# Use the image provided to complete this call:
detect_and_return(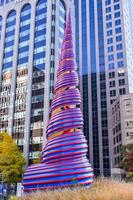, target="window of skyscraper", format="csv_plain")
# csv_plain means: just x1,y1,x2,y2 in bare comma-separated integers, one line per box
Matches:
119,79,125,86
118,71,125,77
18,4,31,67
109,63,115,70
114,11,120,18
106,7,111,13
116,43,123,50
115,19,121,26
117,52,123,59
117,61,124,68
3,10,16,70
33,0,47,70
106,22,112,28
106,14,112,21
107,30,113,36
115,27,121,34
107,37,113,44
108,54,114,61
110,90,116,97
116,35,122,41
105,0,111,6
114,4,120,10
109,71,115,78
108,46,113,52
110,81,116,87
119,88,126,95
